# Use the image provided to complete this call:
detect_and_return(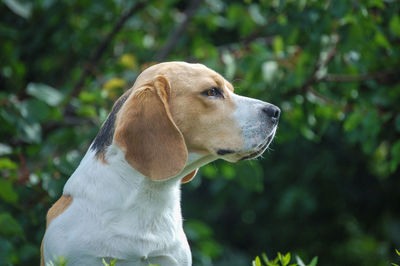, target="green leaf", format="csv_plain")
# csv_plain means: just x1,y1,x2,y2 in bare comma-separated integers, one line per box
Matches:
277,252,282,262
390,15,400,37
282,253,291,266
53,256,68,266
300,126,316,141
77,105,97,118
308,256,318,266
79,91,101,103
266,260,279,266
20,121,42,144
221,51,236,80
254,256,262,266
102,258,118,266
201,164,218,179
396,249,400,256
374,31,391,49
296,255,306,266
249,4,266,25
261,253,270,263
0,179,18,204
273,36,284,56
0,158,17,170
3,0,32,19
26,83,64,107
262,61,280,84
368,0,384,8
221,163,236,179
344,111,363,131
0,143,12,156
0,212,23,237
